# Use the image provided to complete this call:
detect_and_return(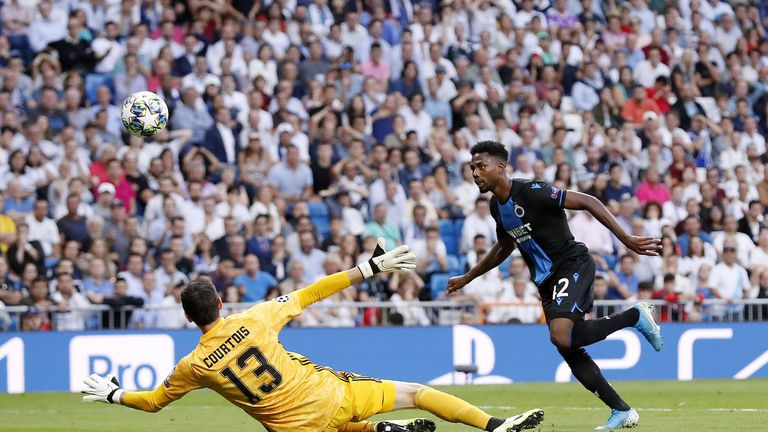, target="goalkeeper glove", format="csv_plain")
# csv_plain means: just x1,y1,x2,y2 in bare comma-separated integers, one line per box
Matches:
357,237,417,278
82,373,125,404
